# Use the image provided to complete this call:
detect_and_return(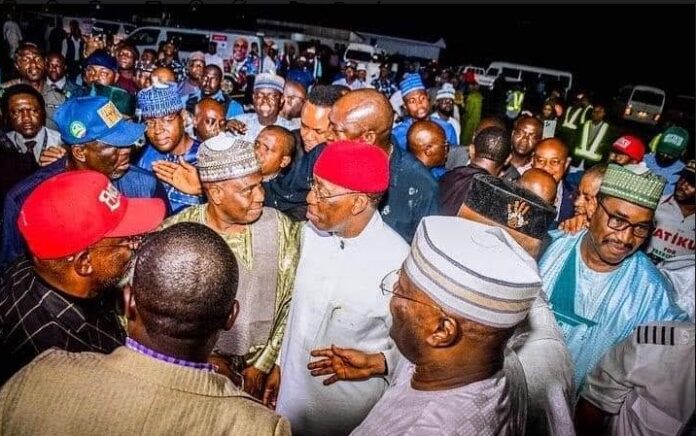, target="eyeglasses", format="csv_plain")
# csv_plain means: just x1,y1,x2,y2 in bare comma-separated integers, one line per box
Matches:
309,179,358,202
379,269,448,315
597,200,653,238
